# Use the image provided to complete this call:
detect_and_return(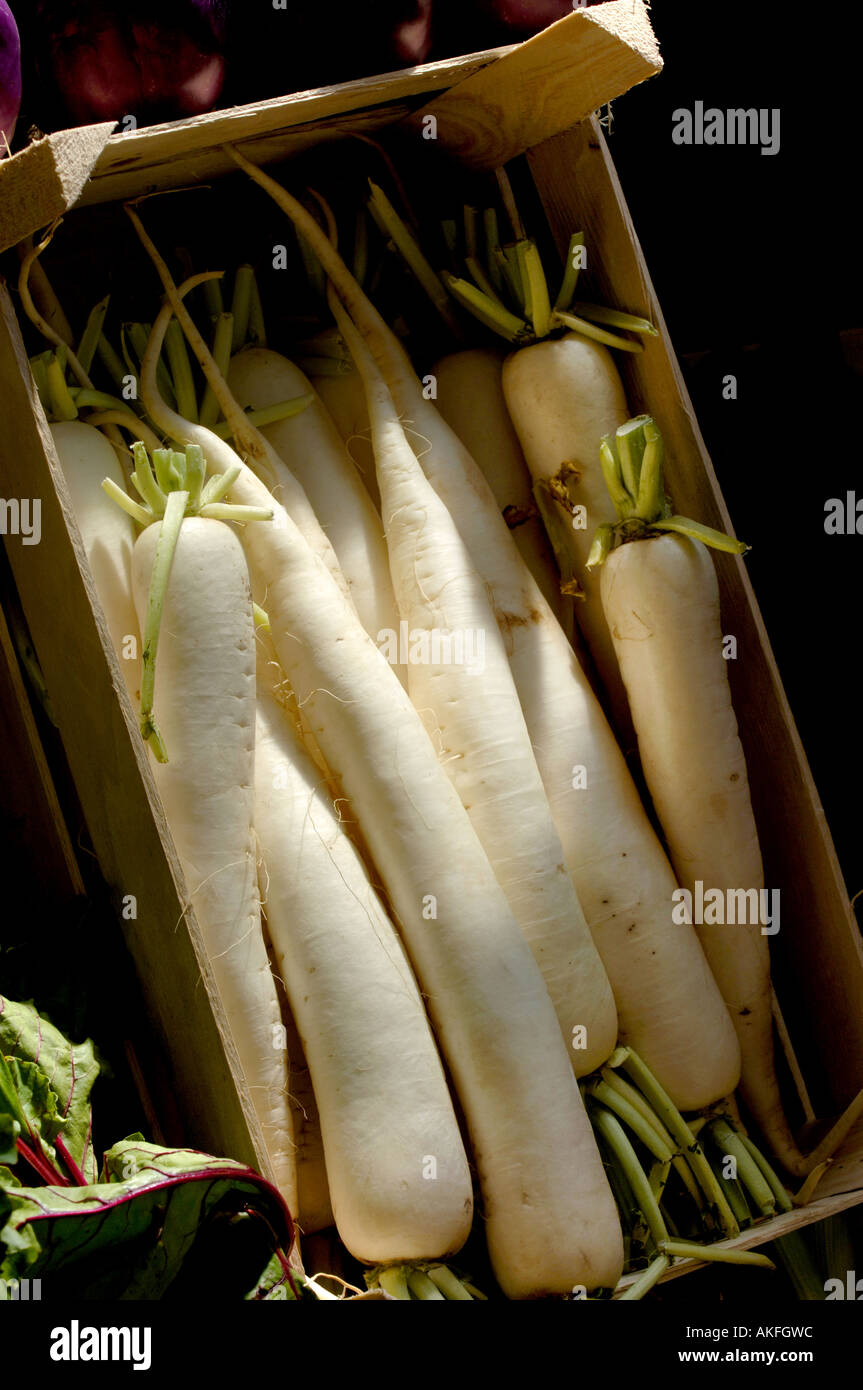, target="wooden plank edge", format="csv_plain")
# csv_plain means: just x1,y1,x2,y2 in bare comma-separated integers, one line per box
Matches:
614,1188,863,1292
0,600,85,895
74,47,515,196
0,124,116,255
411,0,661,170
